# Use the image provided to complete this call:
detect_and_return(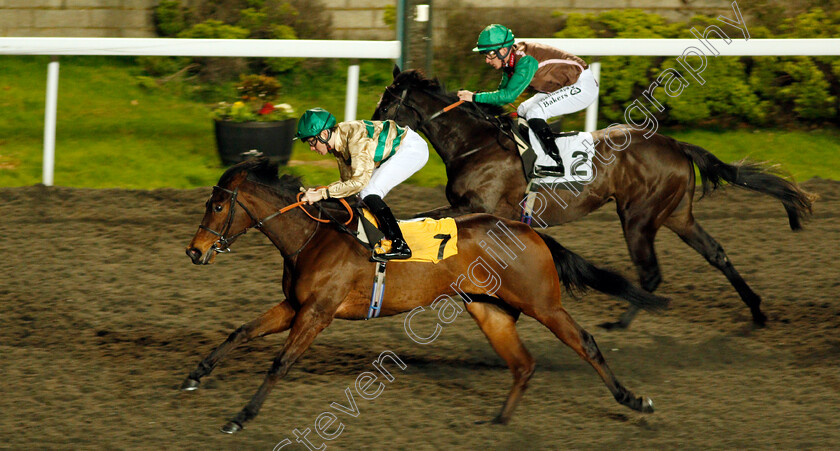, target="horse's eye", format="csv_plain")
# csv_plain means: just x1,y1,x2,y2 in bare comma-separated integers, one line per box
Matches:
214,204,223,212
